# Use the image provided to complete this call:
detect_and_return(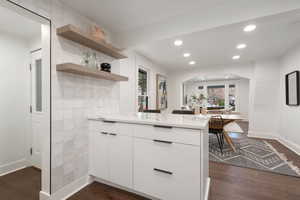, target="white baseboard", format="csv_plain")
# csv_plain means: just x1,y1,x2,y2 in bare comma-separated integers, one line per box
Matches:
204,177,211,200
40,191,51,200
50,175,92,200
0,159,27,176
248,130,279,139
277,136,300,156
